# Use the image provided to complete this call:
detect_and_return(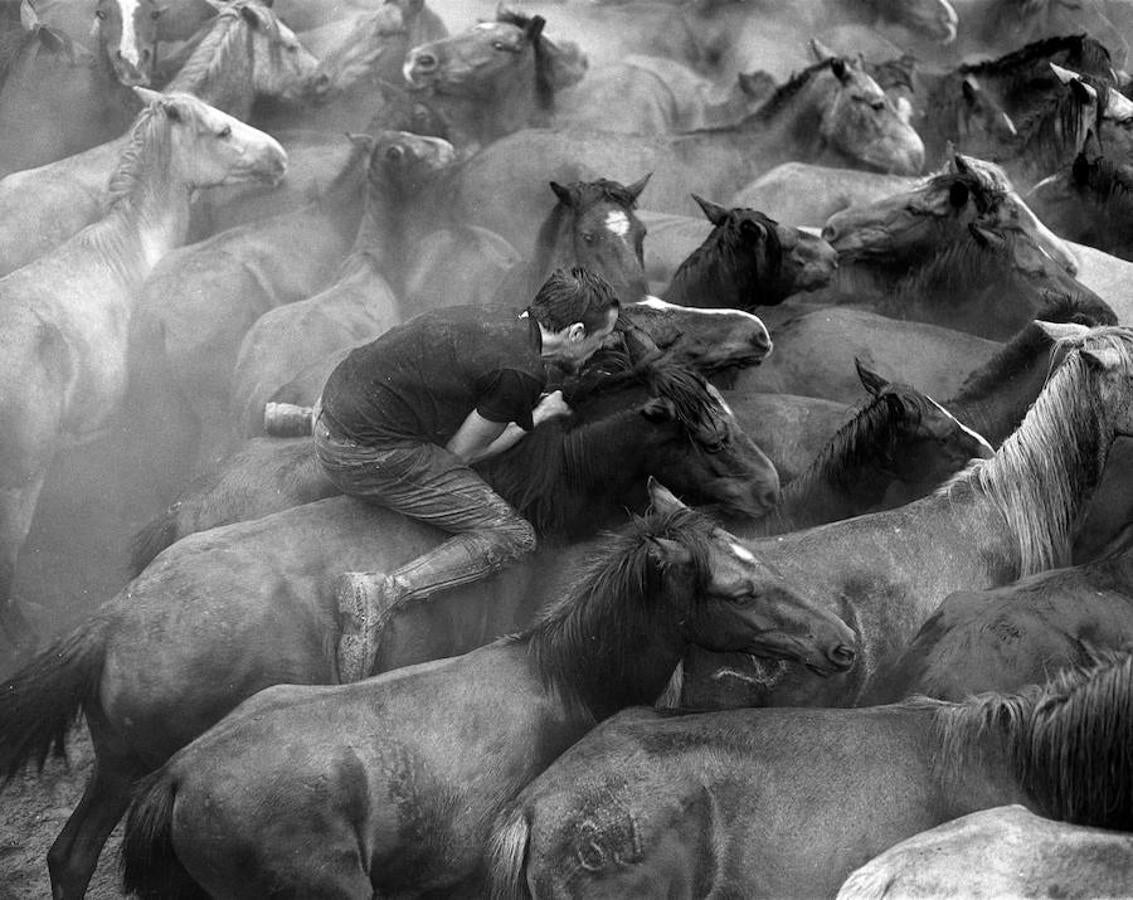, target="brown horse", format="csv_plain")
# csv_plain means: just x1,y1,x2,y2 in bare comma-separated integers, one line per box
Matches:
863,547,1133,705
117,482,855,898
490,648,1133,898
838,805,1133,899
0,89,284,655
0,357,781,899
661,195,838,309
403,9,588,152
687,326,1133,708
